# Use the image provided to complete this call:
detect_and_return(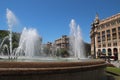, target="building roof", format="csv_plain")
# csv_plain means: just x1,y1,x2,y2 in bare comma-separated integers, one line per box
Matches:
99,13,120,24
